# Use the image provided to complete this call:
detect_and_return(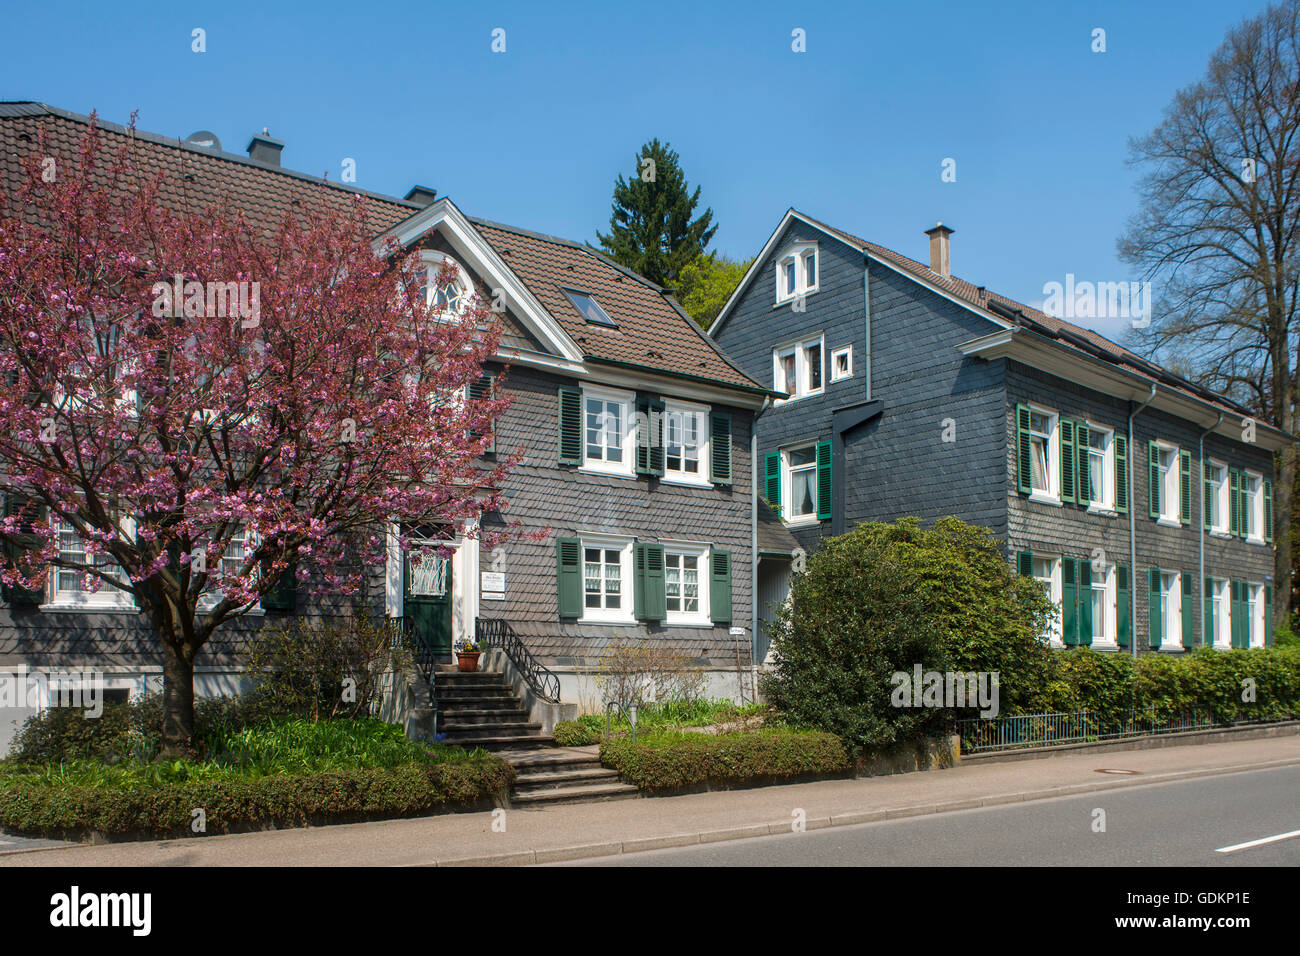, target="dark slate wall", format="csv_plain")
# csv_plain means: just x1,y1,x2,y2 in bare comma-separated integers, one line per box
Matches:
1005,361,1275,650
841,264,1008,536
485,364,755,668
